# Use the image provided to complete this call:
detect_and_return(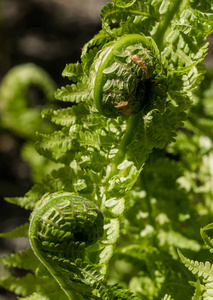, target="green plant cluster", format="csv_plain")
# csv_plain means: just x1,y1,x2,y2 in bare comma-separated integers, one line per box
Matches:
0,0,213,299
